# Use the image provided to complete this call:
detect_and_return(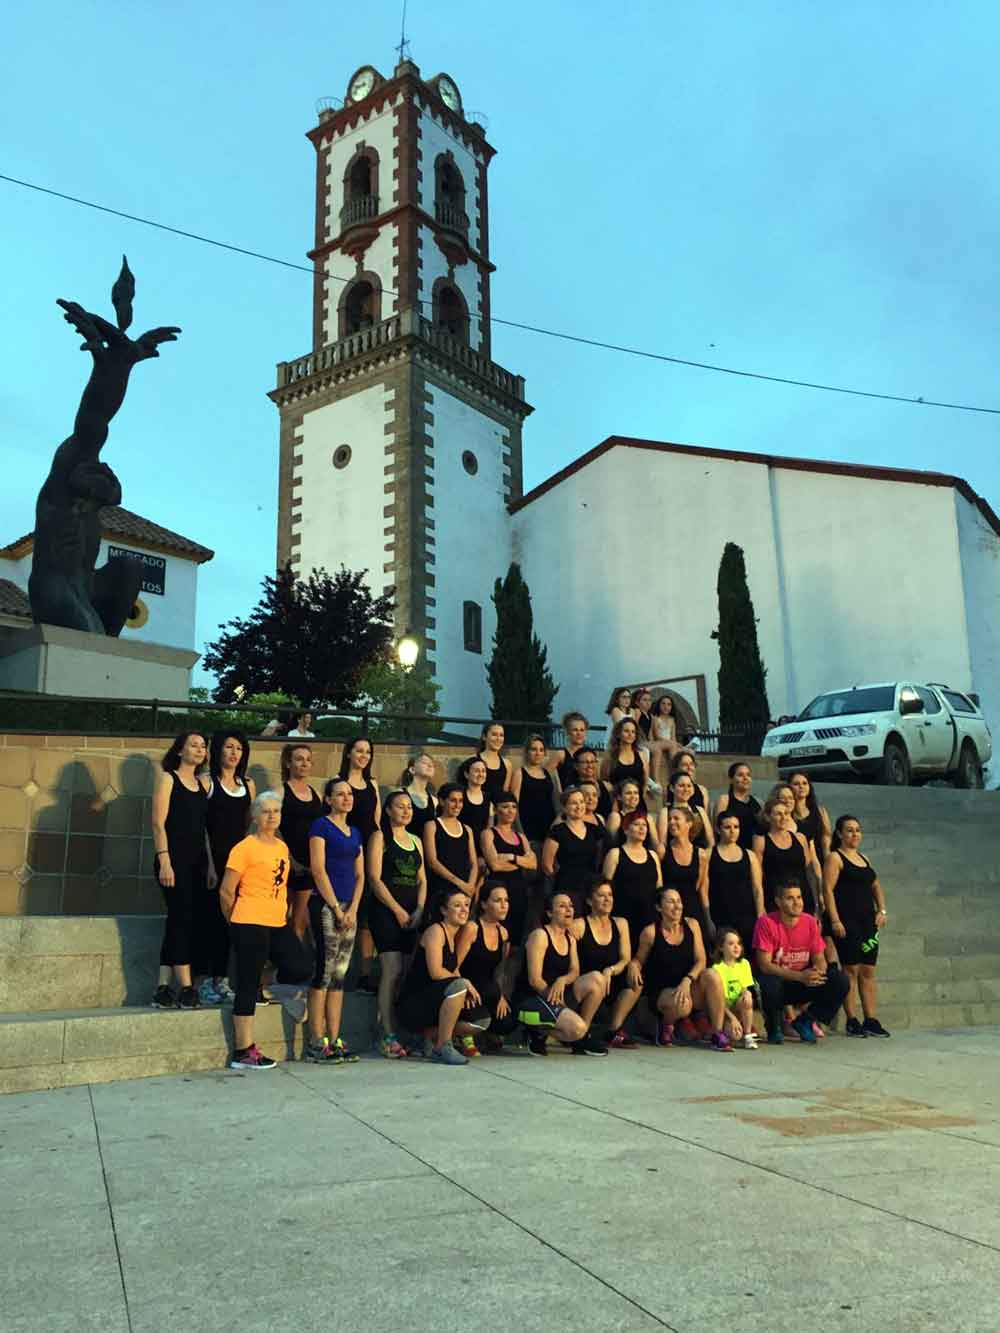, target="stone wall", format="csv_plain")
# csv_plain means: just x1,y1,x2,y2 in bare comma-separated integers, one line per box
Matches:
0,732,773,916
